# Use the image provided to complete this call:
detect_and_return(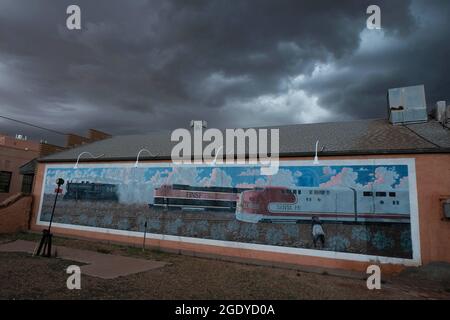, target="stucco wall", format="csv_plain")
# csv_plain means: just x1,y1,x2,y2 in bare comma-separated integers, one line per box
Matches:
0,195,32,233
29,153,450,271
414,154,450,263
